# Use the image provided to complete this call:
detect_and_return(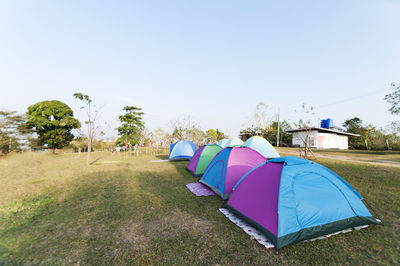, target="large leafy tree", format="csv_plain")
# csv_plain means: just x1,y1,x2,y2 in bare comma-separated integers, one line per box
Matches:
342,117,370,149
116,106,144,148
26,100,81,151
